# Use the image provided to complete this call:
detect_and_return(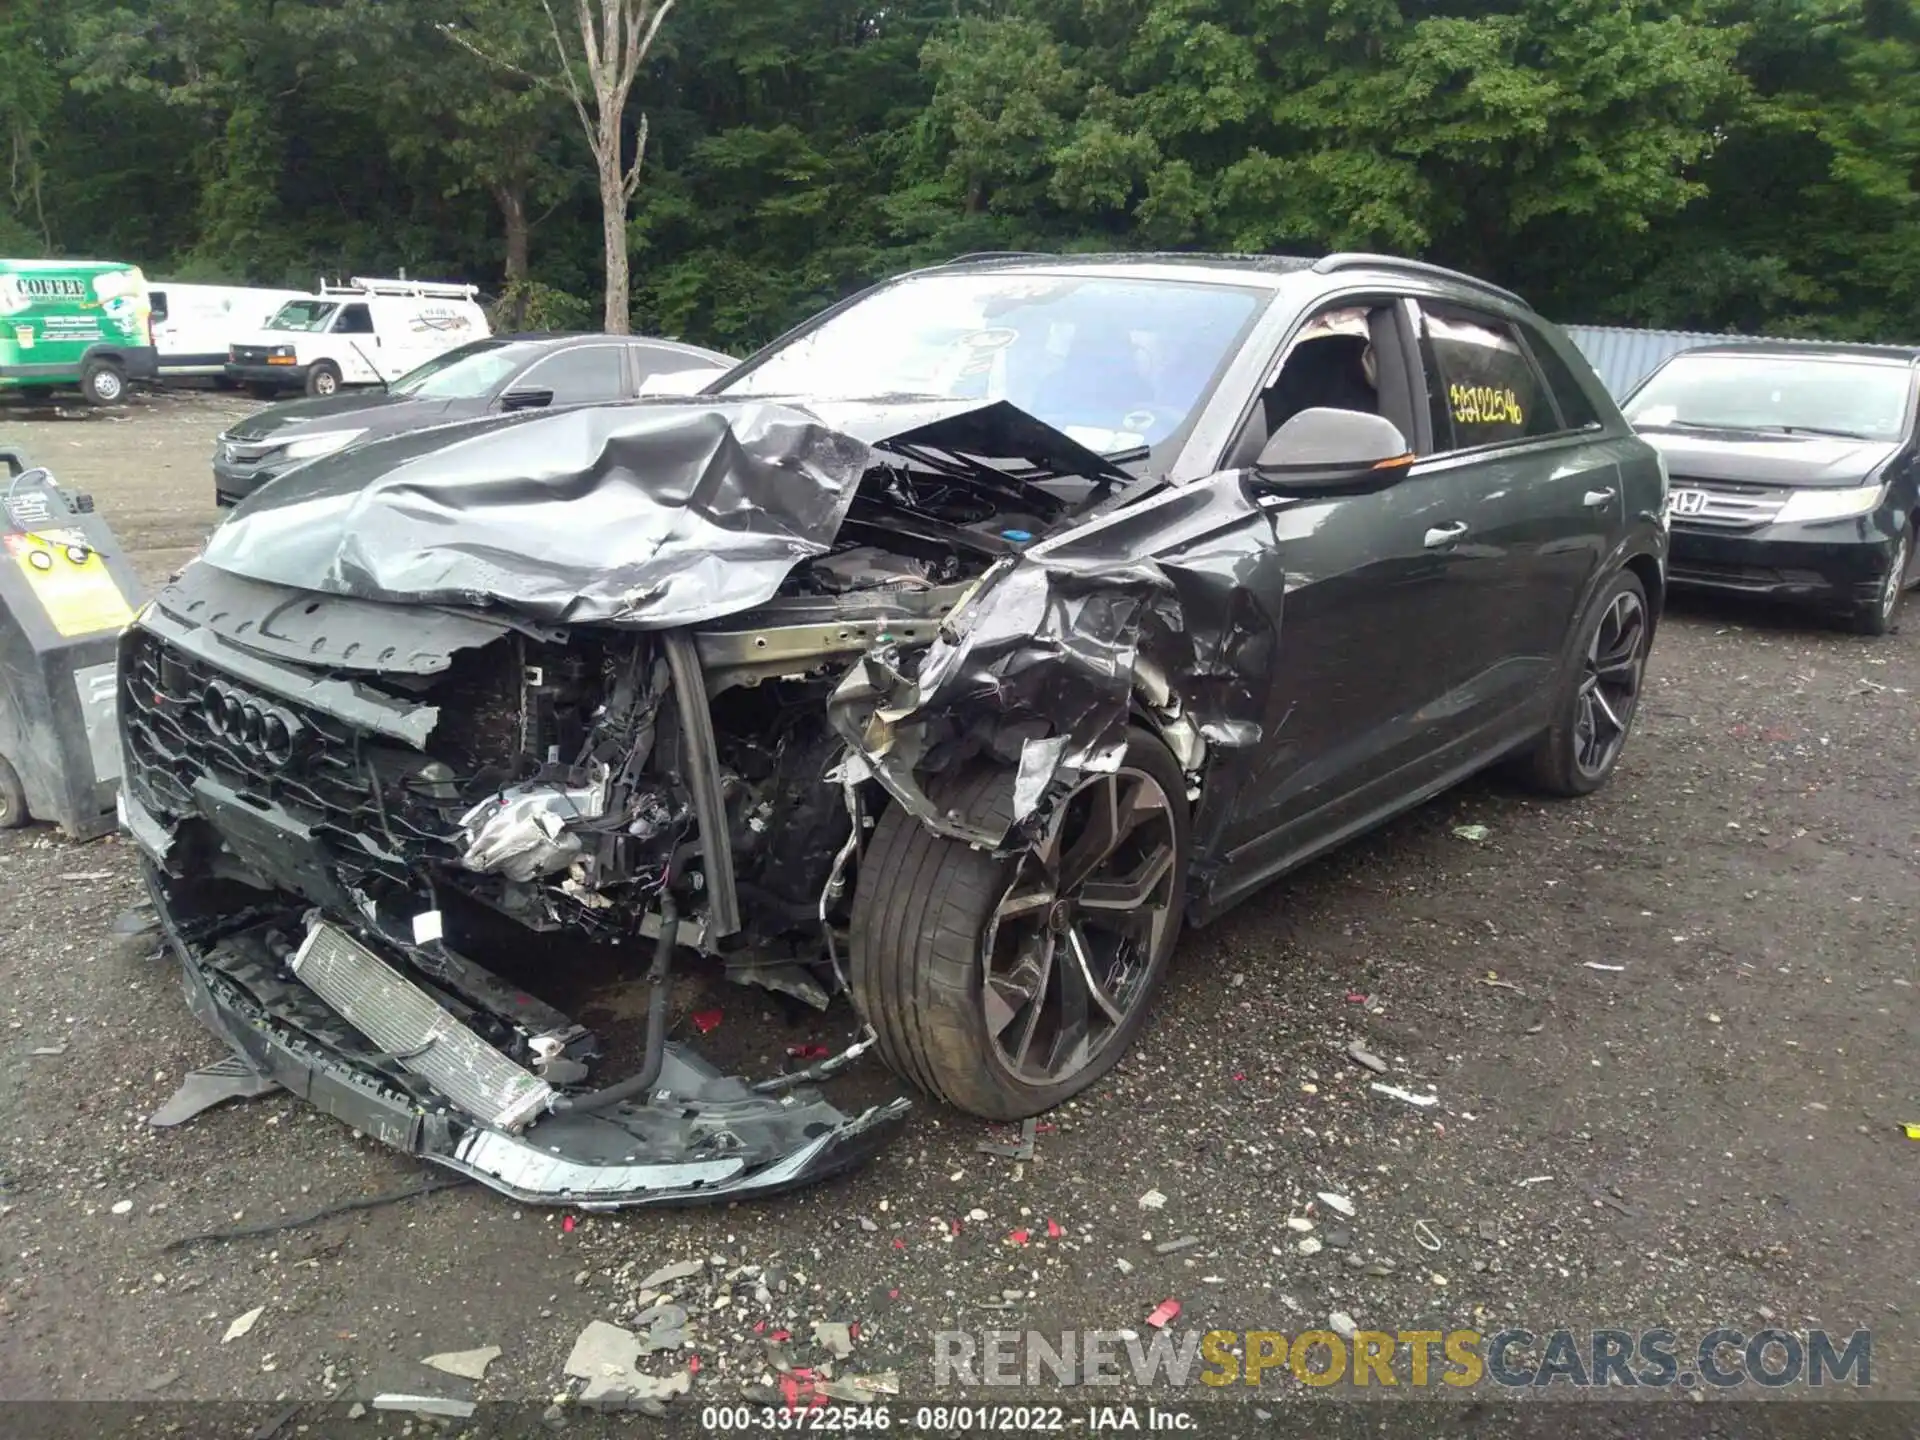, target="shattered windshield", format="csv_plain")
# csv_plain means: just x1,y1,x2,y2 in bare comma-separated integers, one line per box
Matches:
720,272,1267,456
266,300,339,333
1626,353,1913,441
